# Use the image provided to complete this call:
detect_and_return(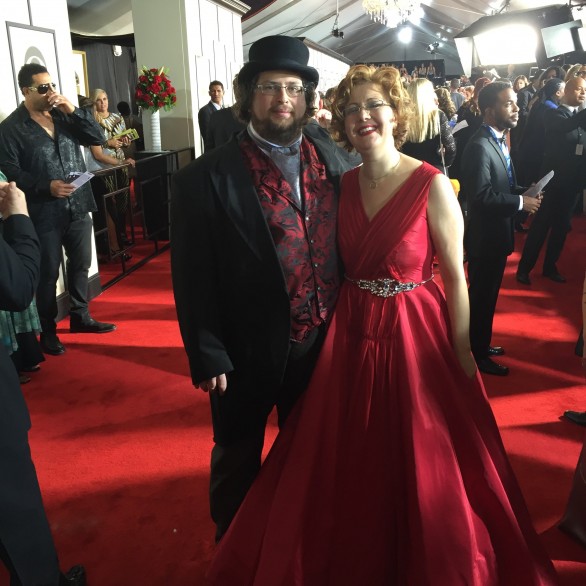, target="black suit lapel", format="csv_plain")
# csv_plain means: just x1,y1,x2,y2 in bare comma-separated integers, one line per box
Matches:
211,139,279,264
